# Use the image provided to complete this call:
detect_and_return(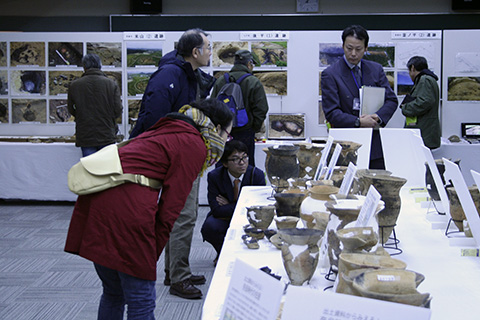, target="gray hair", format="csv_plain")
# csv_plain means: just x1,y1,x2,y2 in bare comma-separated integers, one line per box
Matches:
82,53,102,70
